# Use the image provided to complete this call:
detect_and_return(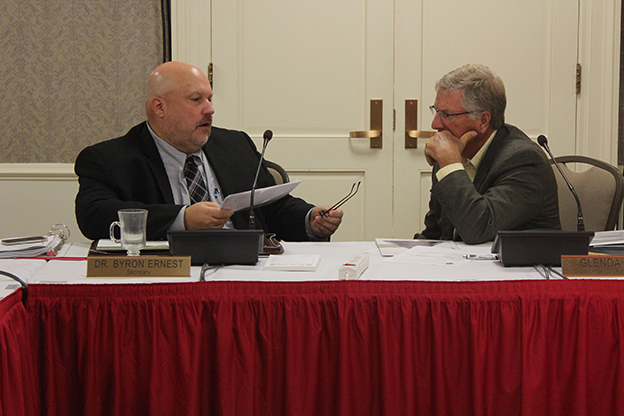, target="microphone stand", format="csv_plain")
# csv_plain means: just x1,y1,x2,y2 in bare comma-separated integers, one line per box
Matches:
249,130,273,229
538,135,585,231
